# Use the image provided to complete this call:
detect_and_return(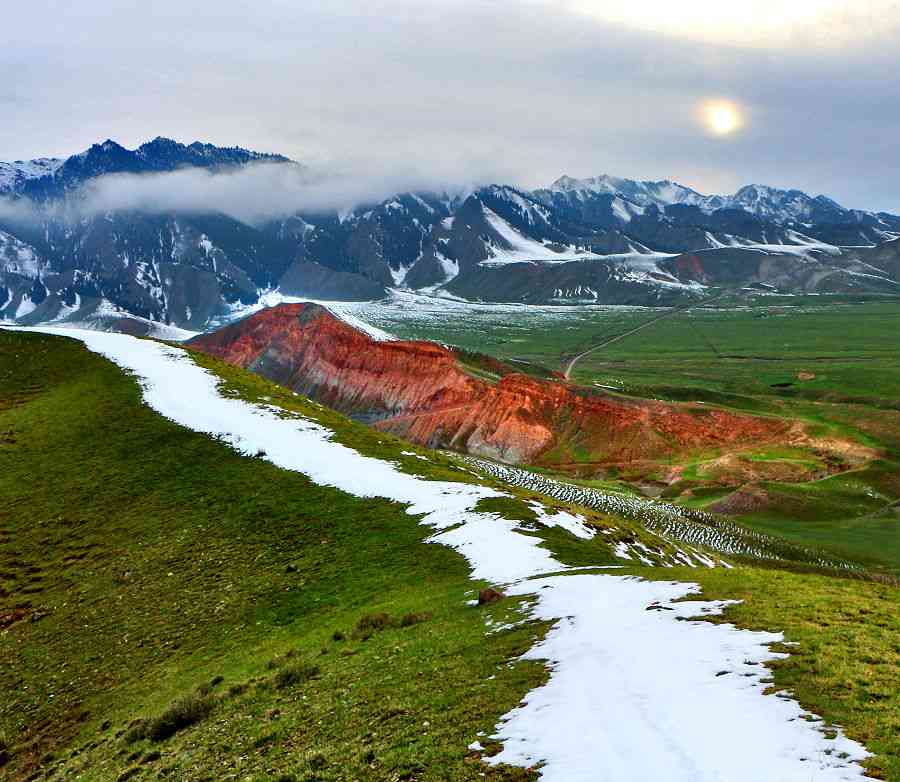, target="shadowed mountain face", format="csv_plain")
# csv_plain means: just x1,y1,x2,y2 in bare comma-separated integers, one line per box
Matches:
189,302,870,484
2,138,899,330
